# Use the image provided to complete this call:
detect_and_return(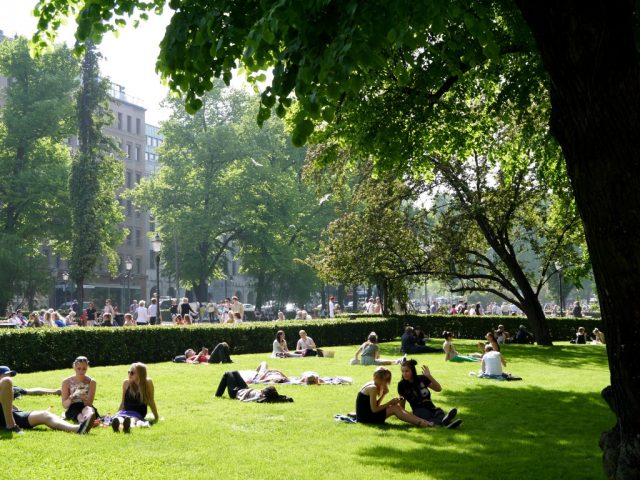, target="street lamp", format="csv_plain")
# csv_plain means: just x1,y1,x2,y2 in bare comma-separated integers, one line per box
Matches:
62,271,69,305
151,233,162,302
125,257,133,307
554,262,564,317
